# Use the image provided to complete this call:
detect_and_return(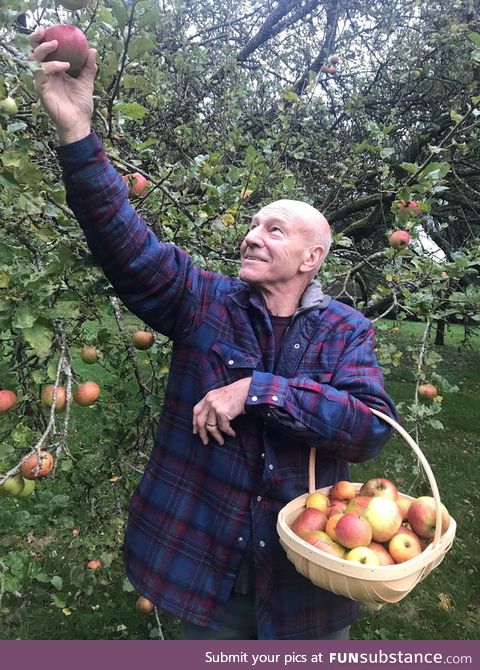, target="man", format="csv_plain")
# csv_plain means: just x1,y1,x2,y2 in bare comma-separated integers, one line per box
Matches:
31,33,397,640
